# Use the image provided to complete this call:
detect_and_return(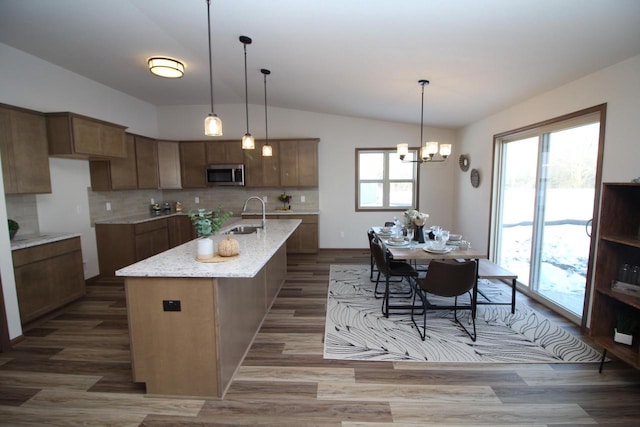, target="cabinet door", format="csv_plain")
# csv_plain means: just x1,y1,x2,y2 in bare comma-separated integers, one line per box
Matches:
72,116,102,155
158,141,182,189
135,135,159,189
108,134,138,190
244,140,280,187
279,140,298,187
279,140,318,187
281,215,318,254
100,122,127,158
0,105,51,194
135,228,170,261
168,215,195,247
180,142,207,188
206,141,244,164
